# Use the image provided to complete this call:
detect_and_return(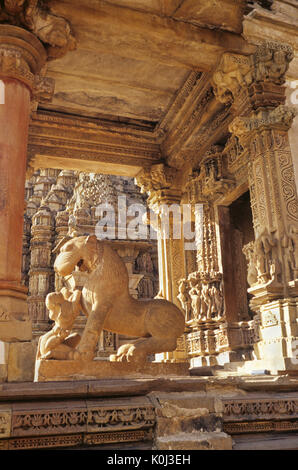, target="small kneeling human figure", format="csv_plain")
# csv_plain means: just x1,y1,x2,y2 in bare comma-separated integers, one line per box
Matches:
36,287,82,360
